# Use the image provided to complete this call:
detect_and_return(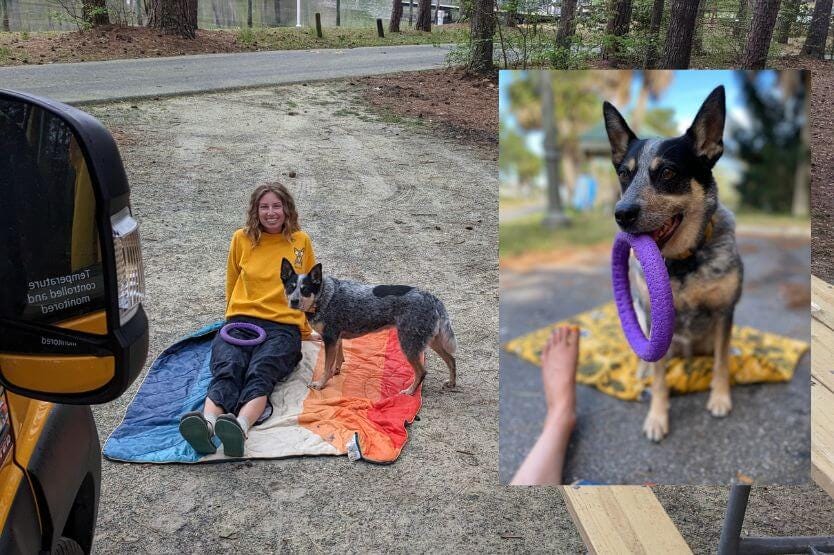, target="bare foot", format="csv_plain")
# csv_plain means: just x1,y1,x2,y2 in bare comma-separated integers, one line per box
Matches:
541,326,579,428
